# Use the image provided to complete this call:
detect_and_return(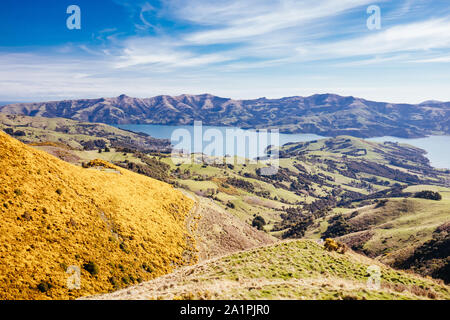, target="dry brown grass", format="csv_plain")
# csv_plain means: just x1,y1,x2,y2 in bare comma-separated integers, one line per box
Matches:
182,192,275,261
211,178,240,195
28,141,71,149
